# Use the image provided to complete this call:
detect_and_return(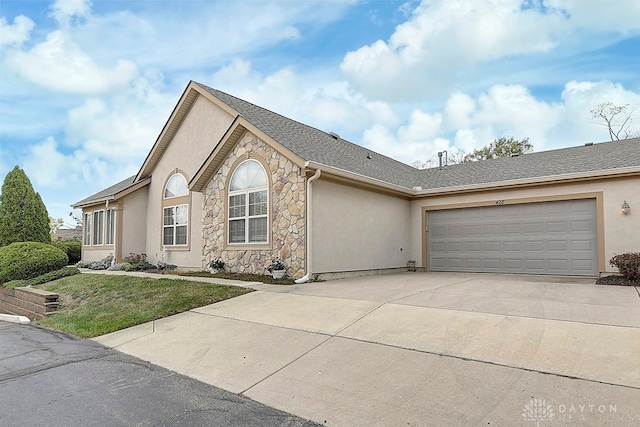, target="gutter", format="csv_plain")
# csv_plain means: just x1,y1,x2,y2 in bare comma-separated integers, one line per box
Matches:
303,161,414,196
414,165,640,197
303,162,640,198
72,196,115,209
294,166,322,284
